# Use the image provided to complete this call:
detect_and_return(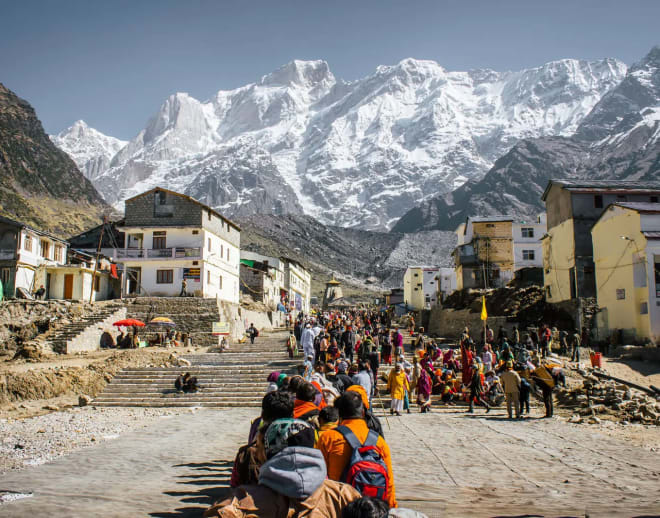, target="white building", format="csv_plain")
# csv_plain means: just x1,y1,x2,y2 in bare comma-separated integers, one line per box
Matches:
437,267,457,301
284,258,311,315
240,251,286,309
512,213,547,271
114,188,240,302
0,216,68,298
403,266,440,310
